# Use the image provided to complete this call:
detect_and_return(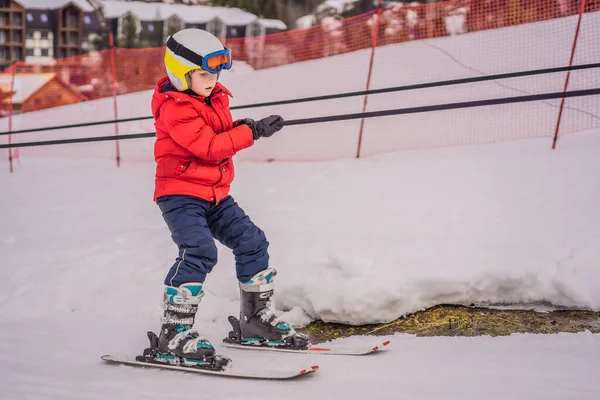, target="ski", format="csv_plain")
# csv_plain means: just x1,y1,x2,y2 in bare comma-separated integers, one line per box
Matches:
223,315,390,355
101,355,319,380
102,331,318,380
222,339,391,355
